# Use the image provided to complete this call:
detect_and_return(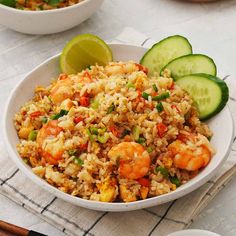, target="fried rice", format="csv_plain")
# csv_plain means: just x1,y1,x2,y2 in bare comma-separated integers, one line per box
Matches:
14,61,215,203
